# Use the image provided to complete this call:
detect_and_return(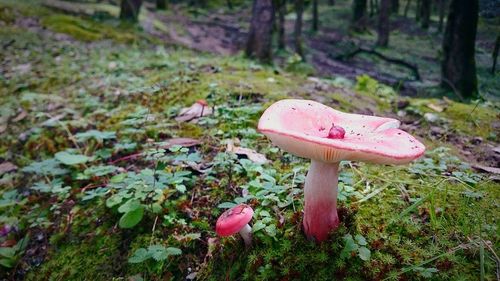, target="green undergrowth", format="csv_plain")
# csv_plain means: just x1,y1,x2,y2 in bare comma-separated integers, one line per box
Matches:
1,1,499,280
